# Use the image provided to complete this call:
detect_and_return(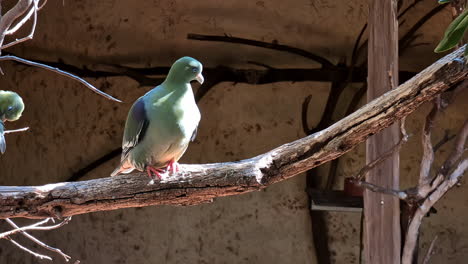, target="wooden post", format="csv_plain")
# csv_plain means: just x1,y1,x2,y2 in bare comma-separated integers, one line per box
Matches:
364,0,401,263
